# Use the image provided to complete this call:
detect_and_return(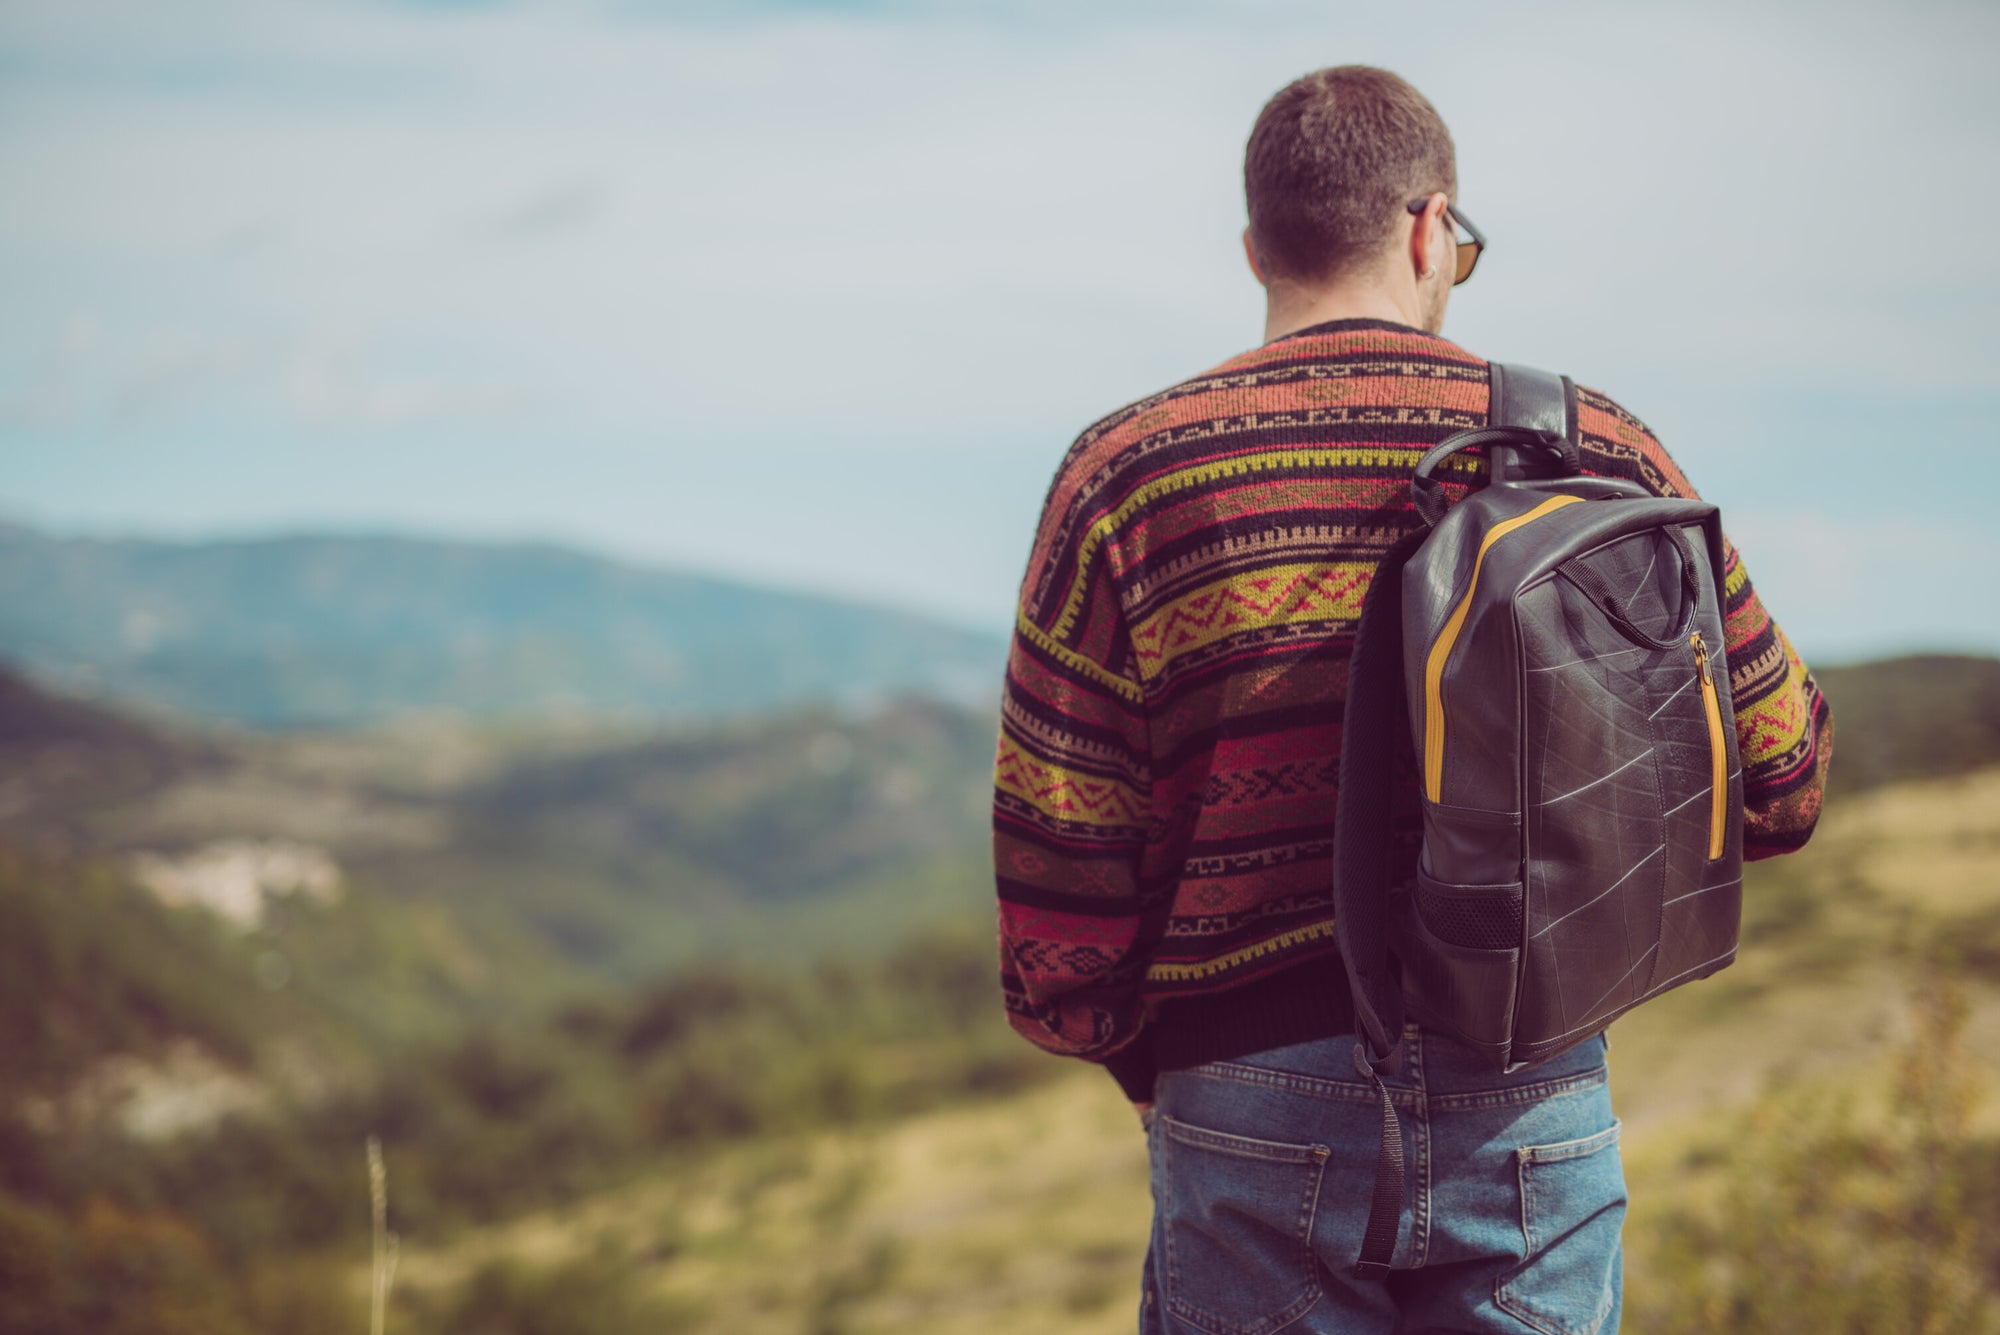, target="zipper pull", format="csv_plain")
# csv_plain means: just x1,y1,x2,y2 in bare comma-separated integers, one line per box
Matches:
1691,631,1711,685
